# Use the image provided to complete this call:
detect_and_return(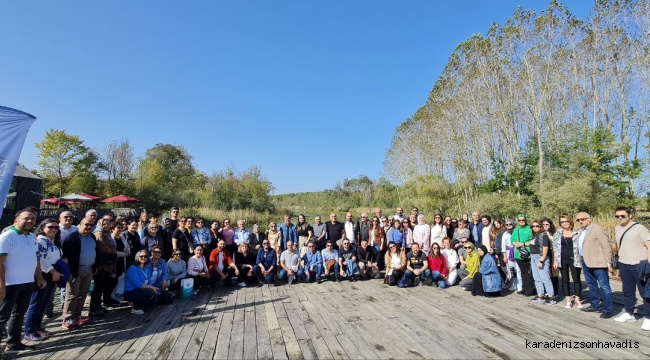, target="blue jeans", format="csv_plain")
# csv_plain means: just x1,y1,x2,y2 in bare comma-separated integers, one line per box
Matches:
531,254,554,296
24,282,56,335
405,269,431,286
619,262,650,318
324,261,341,281
343,260,359,278
254,265,276,284
278,268,300,281
298,265,322,282
430,271,448,288
582,259,612,312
